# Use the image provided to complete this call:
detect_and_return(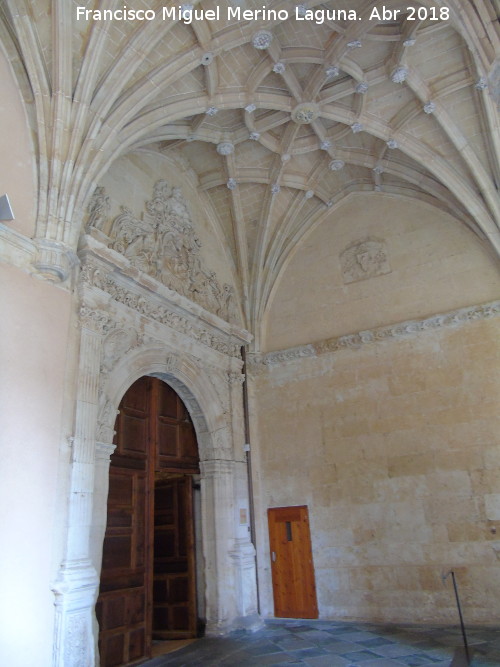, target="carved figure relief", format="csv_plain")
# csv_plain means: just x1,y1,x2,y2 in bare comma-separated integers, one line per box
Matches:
101,328,140,373
85,186,110,232
85,181,237,322
340,237,391,284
